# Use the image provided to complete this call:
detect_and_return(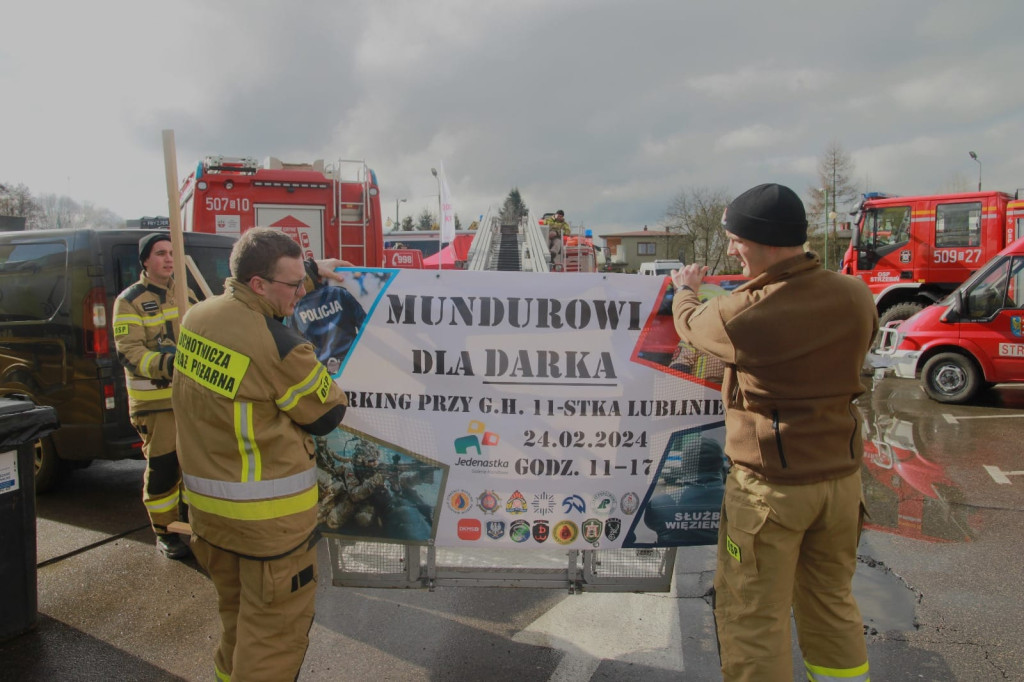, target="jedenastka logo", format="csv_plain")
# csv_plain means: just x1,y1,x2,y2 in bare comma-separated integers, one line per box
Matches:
454,420,505,471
